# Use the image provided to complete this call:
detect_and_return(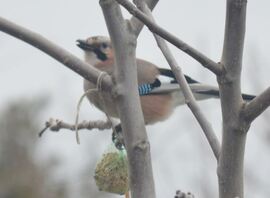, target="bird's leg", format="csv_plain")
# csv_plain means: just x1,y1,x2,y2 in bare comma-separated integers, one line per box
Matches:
112,123,125,150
